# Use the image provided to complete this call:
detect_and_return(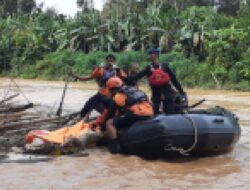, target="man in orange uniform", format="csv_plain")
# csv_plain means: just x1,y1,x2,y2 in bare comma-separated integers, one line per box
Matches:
104,77,154,153
69,54,126,119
